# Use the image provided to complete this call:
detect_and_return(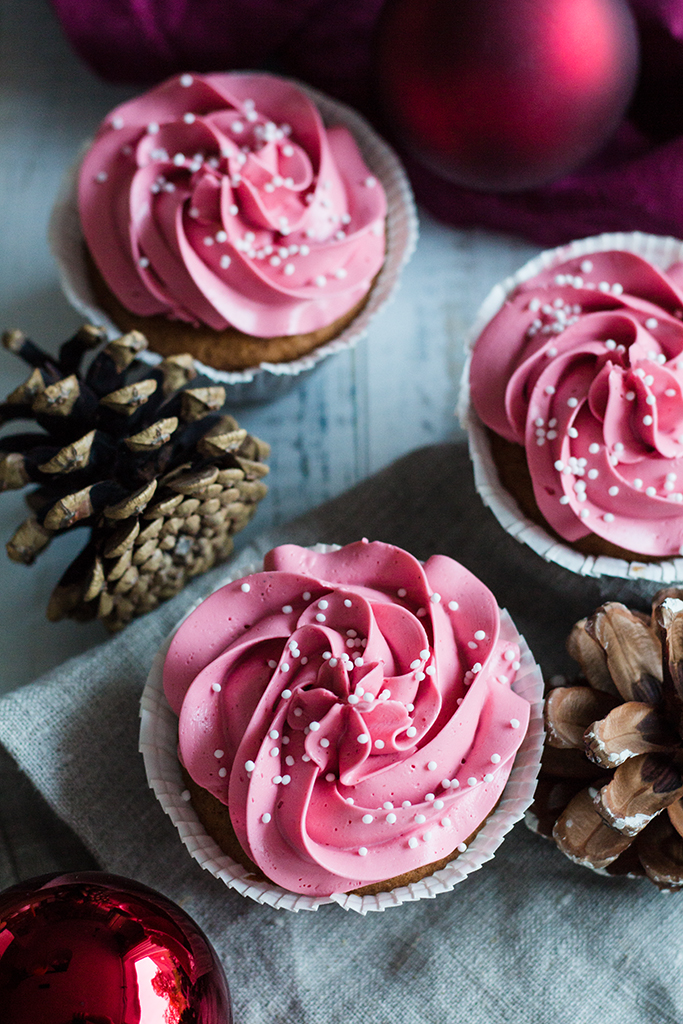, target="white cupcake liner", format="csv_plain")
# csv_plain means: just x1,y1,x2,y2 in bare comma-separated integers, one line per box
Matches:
139,548,545,914
49,77,418,405
458,231,683,587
